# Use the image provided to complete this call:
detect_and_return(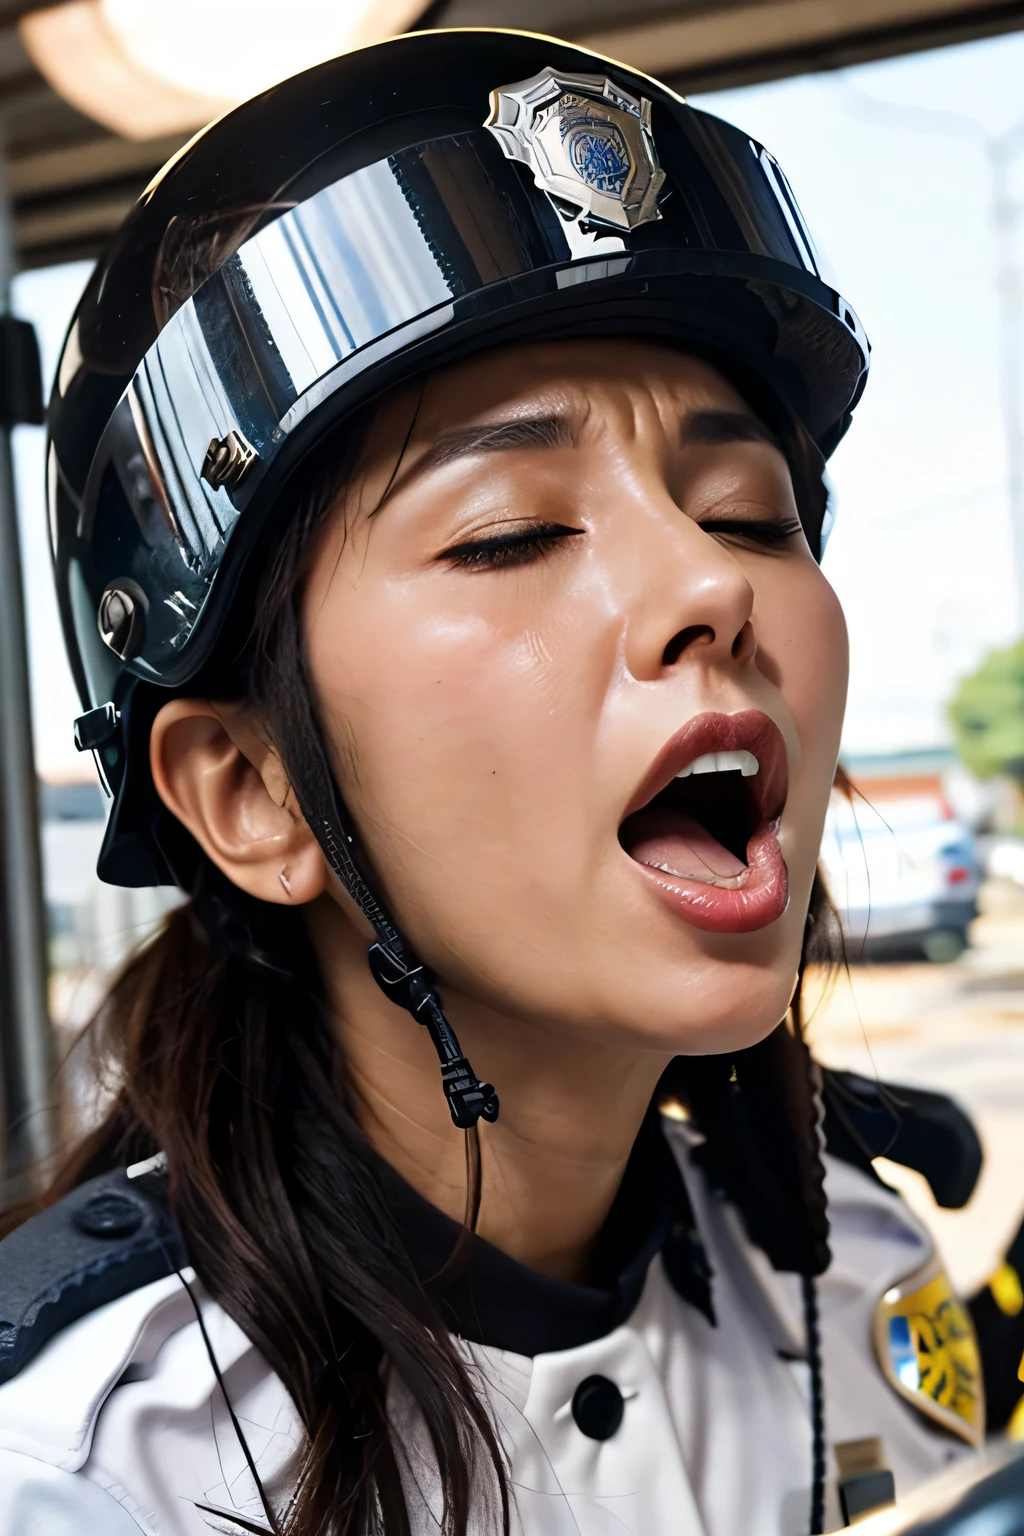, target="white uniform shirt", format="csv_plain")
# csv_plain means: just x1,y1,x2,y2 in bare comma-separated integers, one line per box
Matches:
0,1129,975,1535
